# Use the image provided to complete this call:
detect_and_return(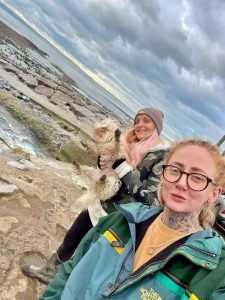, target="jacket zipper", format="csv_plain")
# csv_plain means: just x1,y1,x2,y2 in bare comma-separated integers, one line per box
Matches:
102,245,133,297
162,269,188,289
105,243,218,296
103,248,155,298
162,270,194,298
108,229,126,247
183,244,217,257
